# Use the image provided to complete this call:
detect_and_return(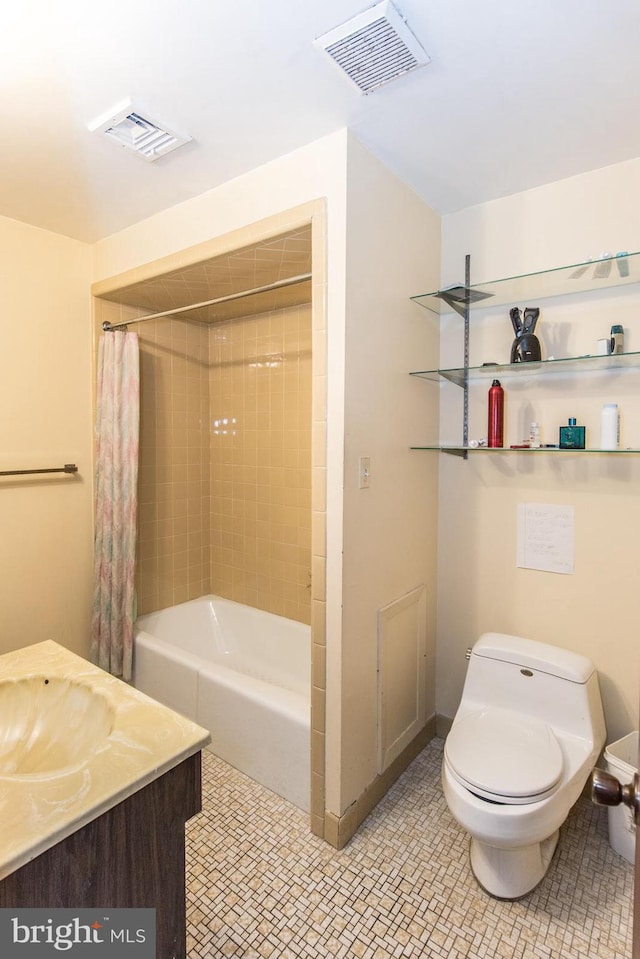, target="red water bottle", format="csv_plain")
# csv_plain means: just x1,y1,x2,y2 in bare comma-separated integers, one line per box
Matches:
488,379,504,448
